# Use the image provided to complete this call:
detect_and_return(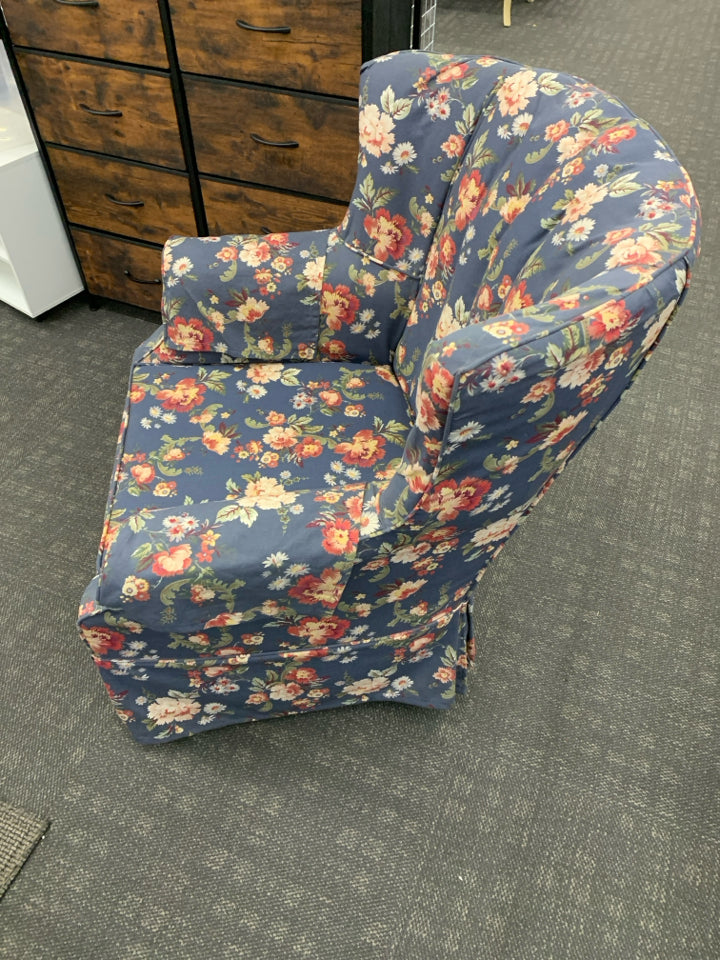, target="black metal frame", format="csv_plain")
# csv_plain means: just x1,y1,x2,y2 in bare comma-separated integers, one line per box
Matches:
362,0,417,62
156,0,208,236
